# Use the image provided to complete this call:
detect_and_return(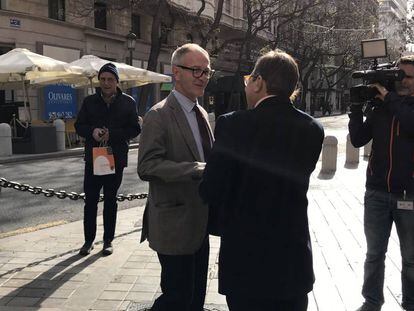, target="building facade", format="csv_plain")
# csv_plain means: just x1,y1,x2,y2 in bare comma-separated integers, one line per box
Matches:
378,0,408,58
379,0,408,20
0,0,384,126
0,0,277,124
